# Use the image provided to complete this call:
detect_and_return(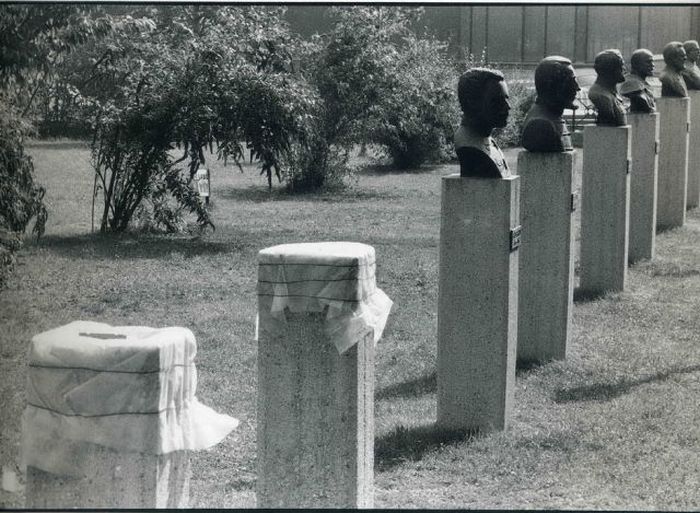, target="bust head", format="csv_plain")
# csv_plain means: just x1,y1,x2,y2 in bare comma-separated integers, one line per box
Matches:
630,49,655,79
684,40,700,65
458,67,510,137
594,49,626,85
663,42,686,72
534,56,580,112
